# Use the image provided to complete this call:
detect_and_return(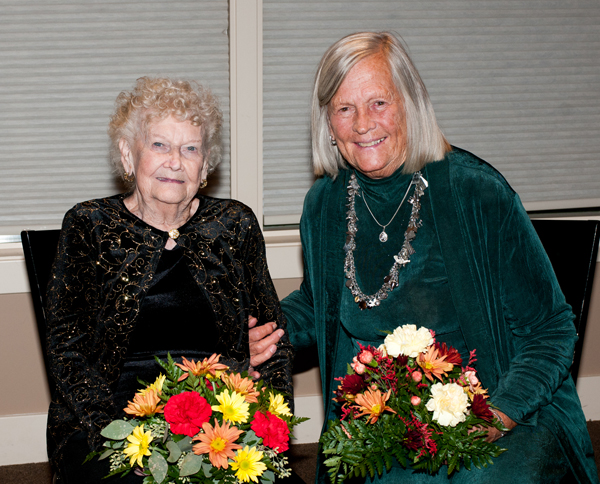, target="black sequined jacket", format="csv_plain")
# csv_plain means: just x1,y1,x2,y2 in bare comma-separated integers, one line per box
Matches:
45,193,293,468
